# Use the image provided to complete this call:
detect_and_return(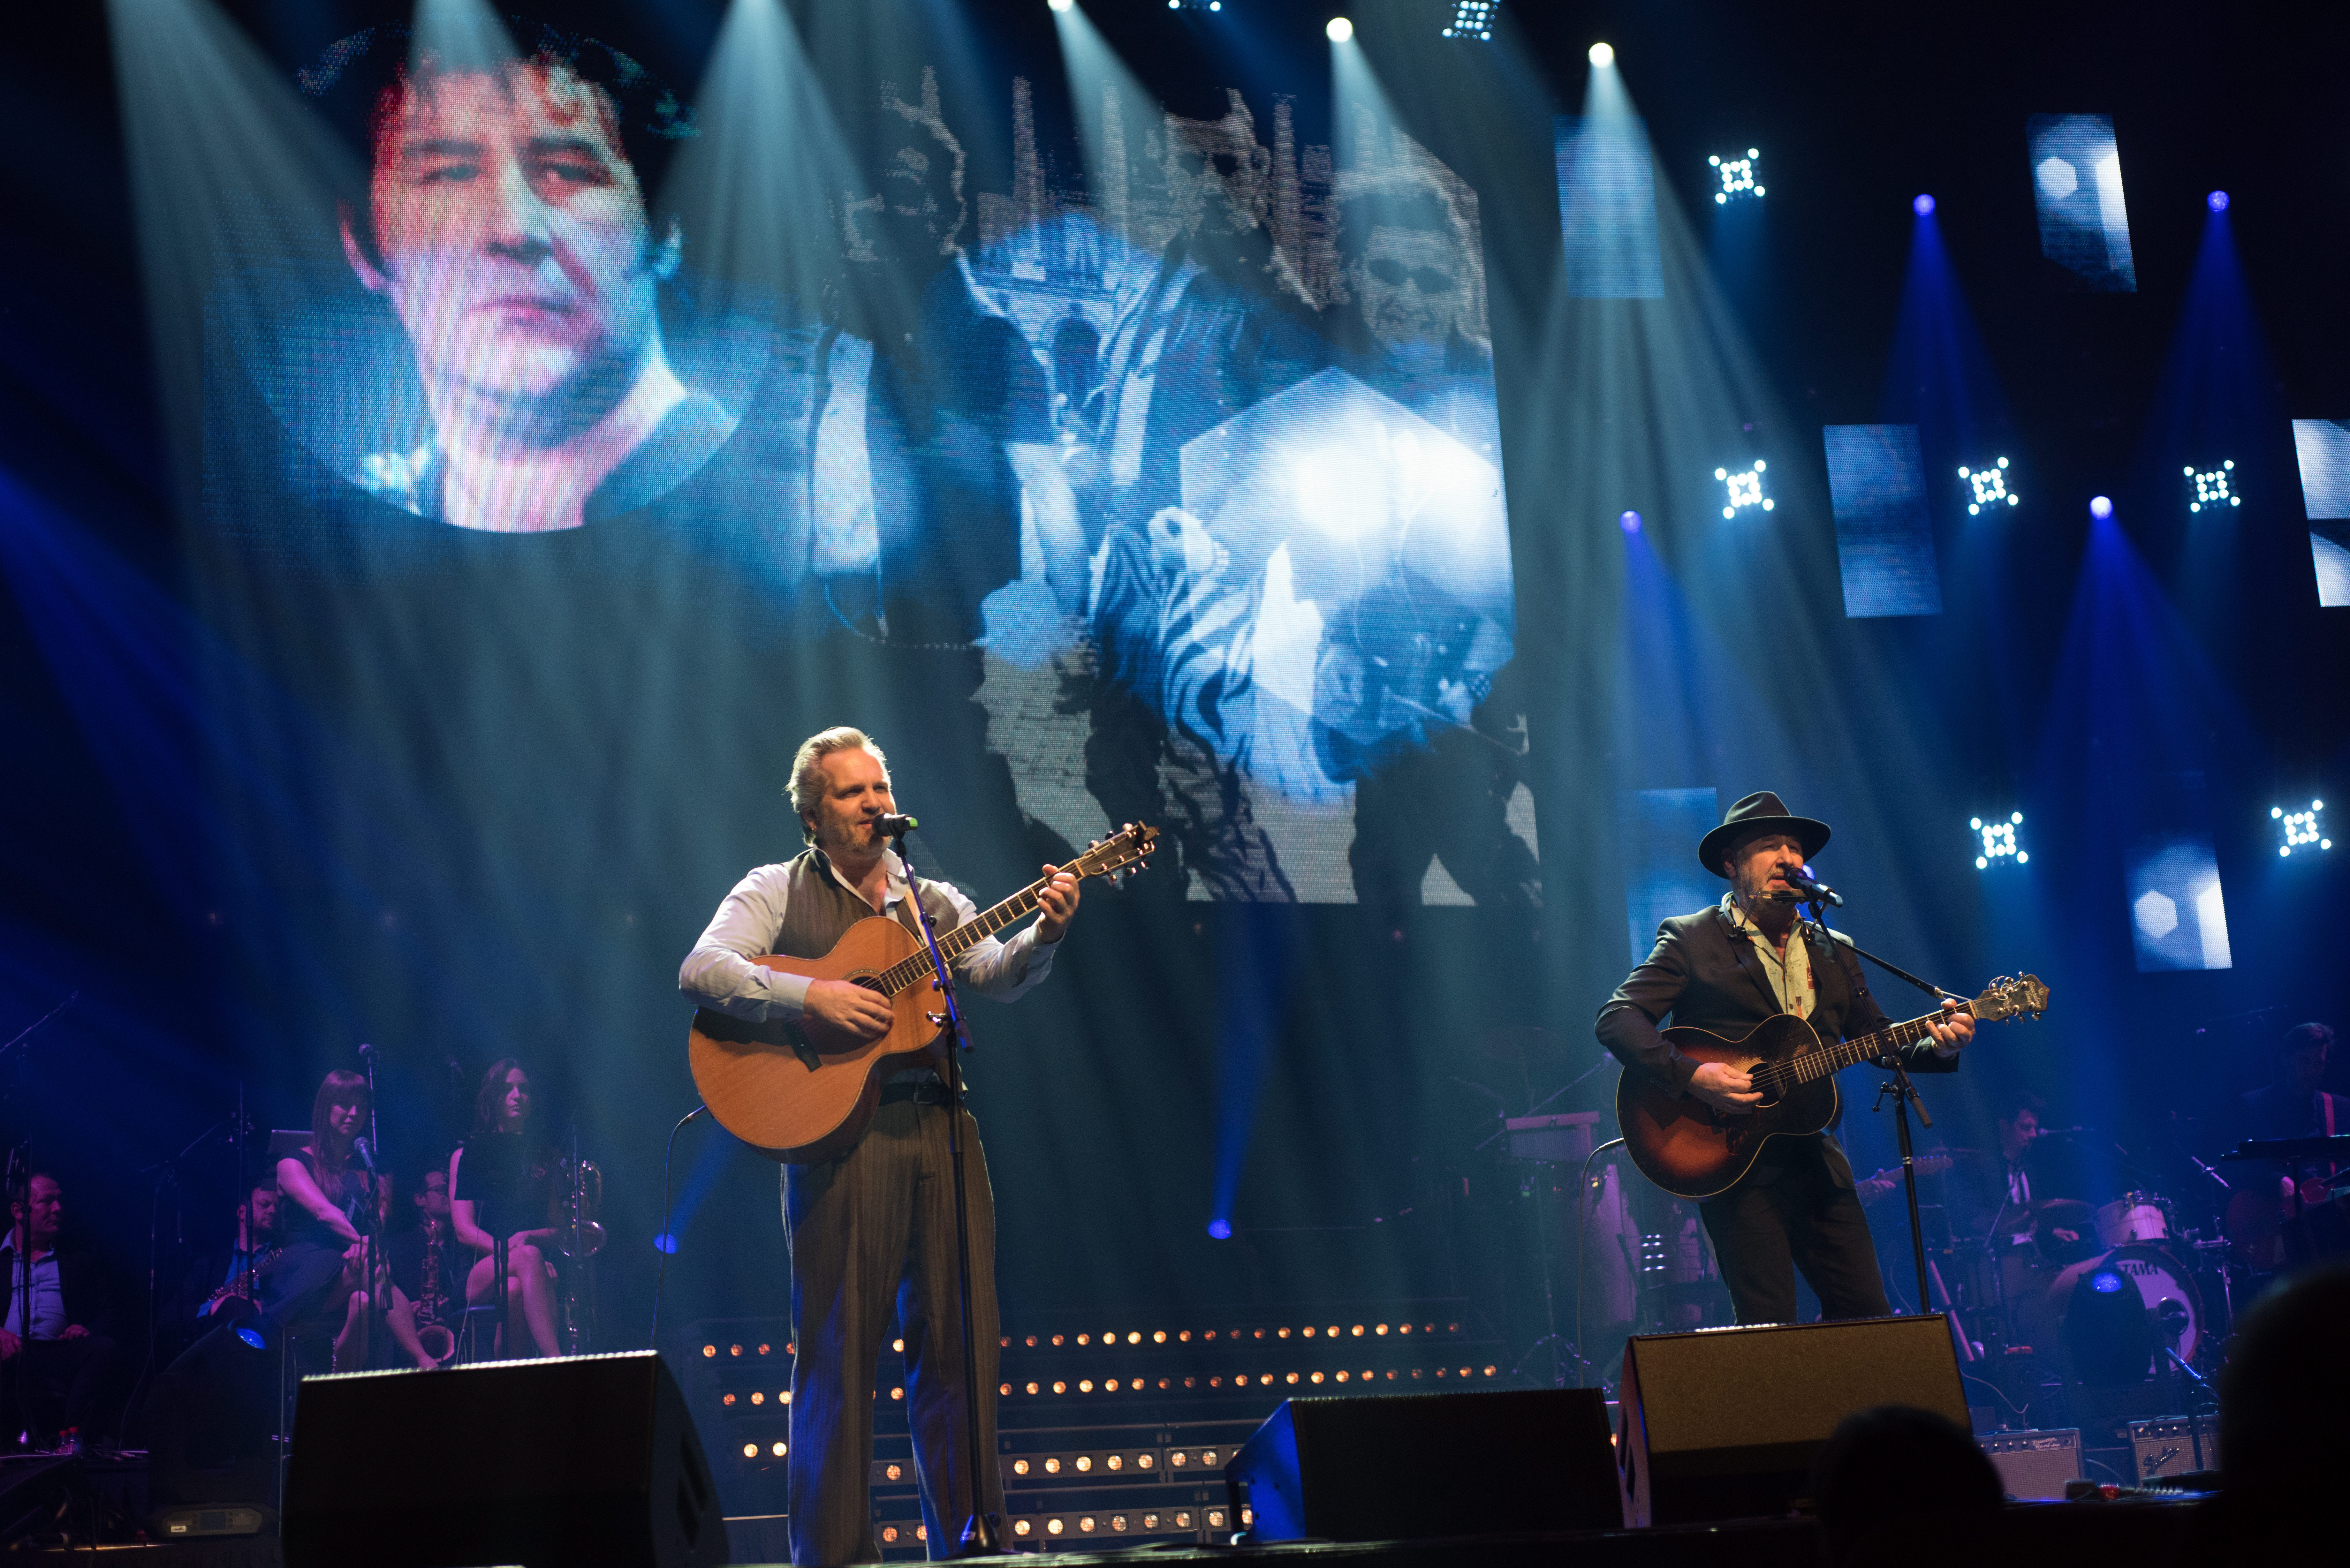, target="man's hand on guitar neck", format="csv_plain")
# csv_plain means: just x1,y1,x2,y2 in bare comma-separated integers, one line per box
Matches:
1688,1060,1761,1115
802,979,895,1050
1034,864,1081,944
